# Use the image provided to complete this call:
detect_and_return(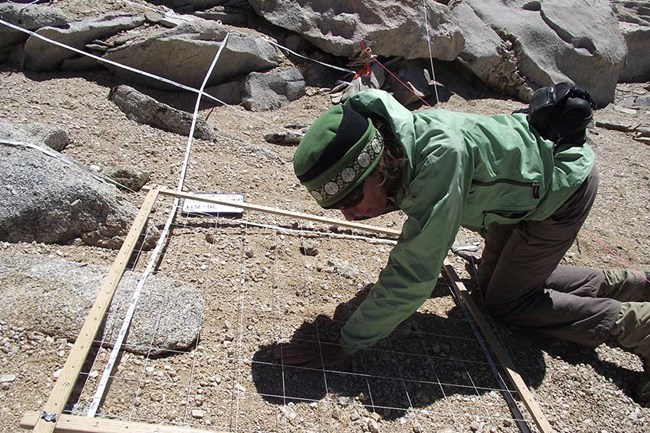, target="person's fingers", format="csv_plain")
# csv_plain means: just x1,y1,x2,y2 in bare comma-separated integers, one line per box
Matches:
274,343,321,366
